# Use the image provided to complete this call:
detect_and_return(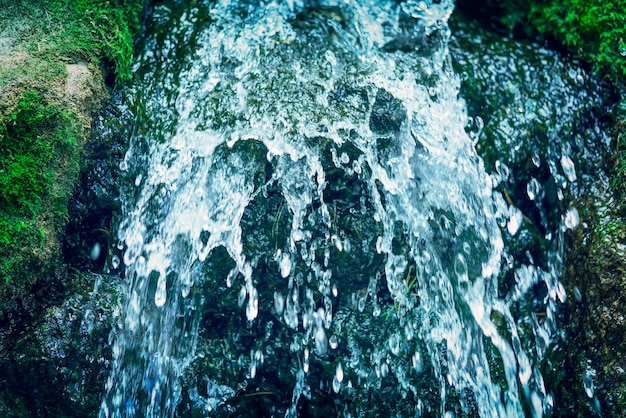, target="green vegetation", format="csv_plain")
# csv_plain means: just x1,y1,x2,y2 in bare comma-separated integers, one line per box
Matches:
0,0,144,283
0,0,143,83
459,0,626,85
0,90,82,282
527,0,626,84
